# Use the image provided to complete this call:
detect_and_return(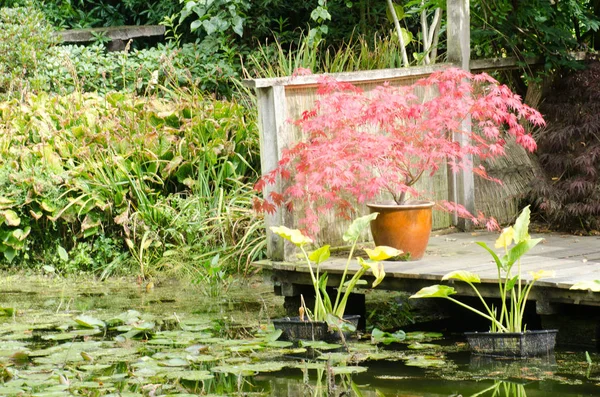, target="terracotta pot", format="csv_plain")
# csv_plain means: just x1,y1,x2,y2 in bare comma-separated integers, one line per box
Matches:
366,201,434,260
